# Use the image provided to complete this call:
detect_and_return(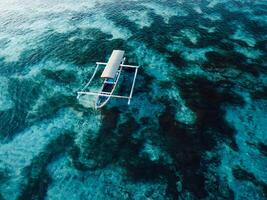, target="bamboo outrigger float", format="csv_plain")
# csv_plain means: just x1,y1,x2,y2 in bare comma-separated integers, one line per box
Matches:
77,50,139,109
